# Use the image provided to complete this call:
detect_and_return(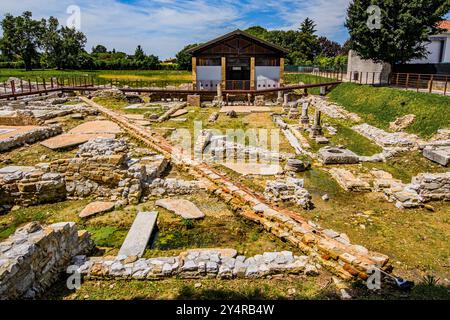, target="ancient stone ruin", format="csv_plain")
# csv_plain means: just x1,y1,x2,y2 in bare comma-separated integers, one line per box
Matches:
0,222,94,299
